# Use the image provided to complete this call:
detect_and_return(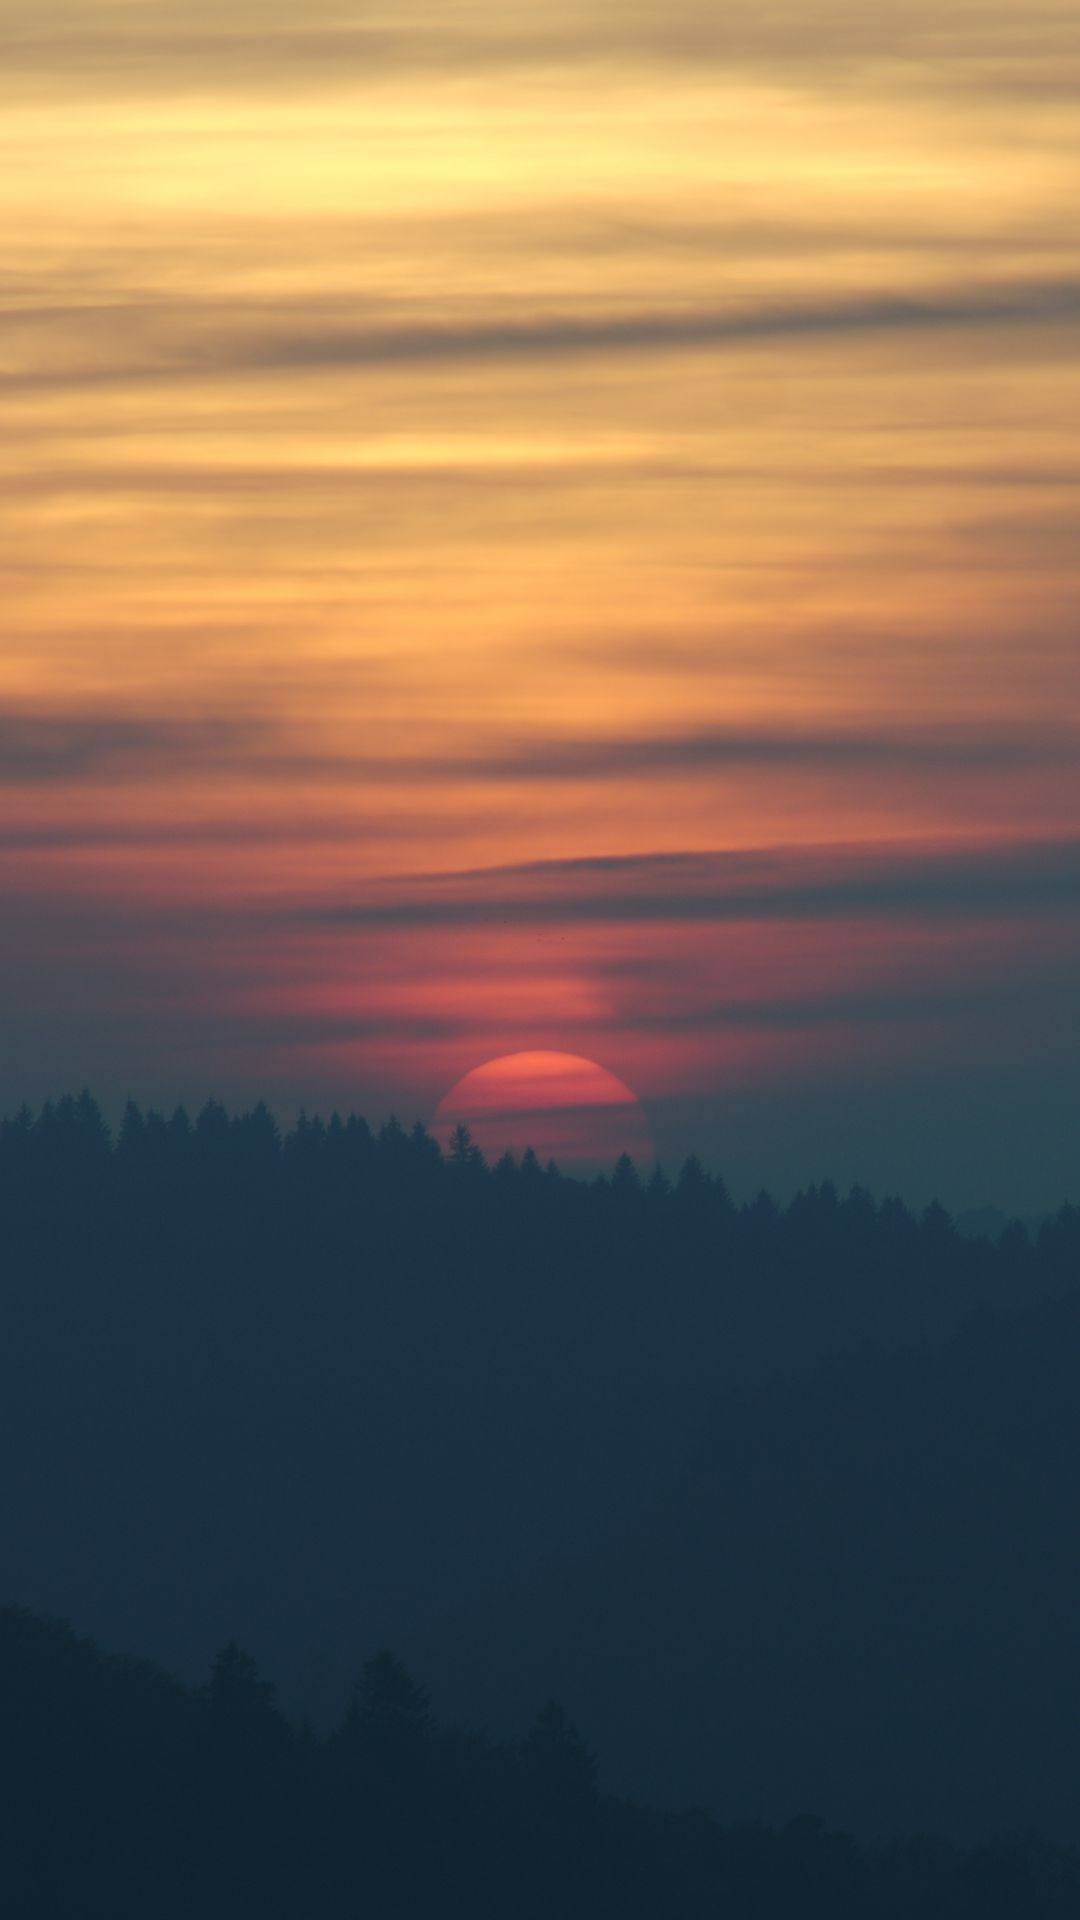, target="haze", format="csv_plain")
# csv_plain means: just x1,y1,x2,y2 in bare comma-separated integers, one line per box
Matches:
3,0,1079,1209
